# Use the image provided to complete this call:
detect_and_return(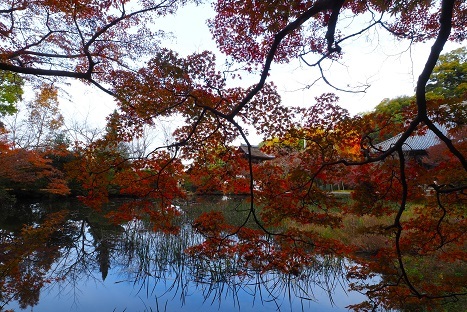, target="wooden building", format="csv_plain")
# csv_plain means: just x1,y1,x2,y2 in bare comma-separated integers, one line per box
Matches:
238,144,275,162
